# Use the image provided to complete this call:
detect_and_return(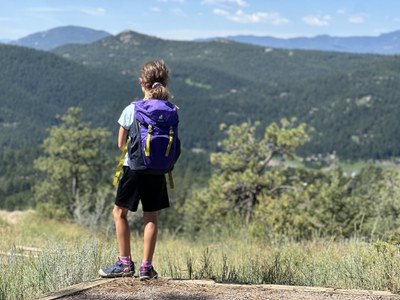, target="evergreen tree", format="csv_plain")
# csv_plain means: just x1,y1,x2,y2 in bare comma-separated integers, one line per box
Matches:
184,118,310,232
33,107,111,217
